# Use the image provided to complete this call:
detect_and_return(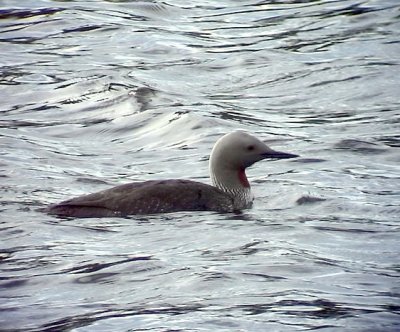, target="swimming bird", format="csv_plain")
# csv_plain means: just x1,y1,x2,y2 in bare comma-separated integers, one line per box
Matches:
47,131,298,218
